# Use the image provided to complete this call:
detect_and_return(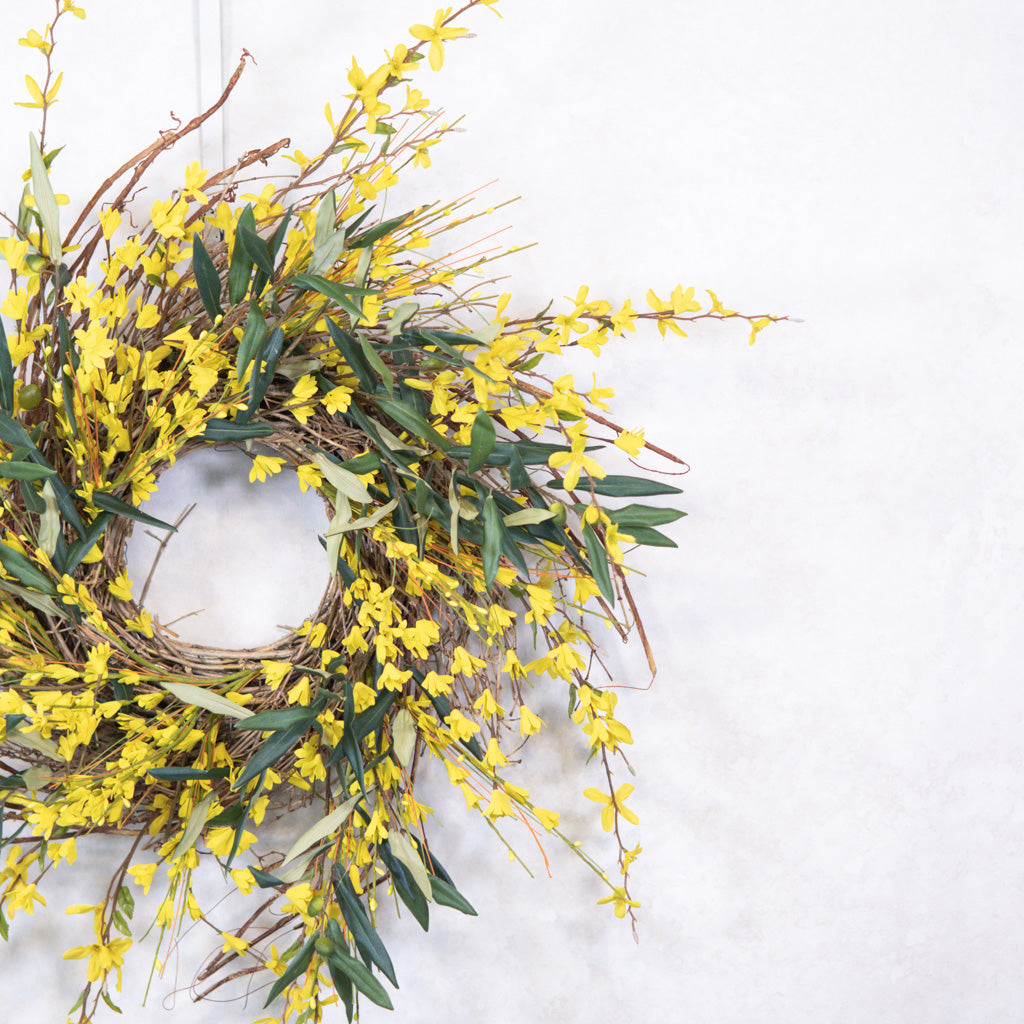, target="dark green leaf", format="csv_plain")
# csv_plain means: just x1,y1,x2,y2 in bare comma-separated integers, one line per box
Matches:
547,474,684,497
614,524,678,547
357,336,394,396
236,302,269,380
481,495,501,588
233,720,309,790
347,211,412,249
238,224,275,278
234,696,326,732
582,523,615,604
329,878,399,986
326,948,394,1010
201,419,274,442
190,236,223,320
325,319,376,391
290,273,375,324
228,205,257,305
338,452,381,474
0,319,13,412
248,866,286,889
326,956,355,1023
146,767,231,781
605,503,686,528
0,461,55,481
91,491,177,532
428,875,478,916
468,409,496,474
262,935,316,1007
378,841,429,931
376,398,450,451
238,327,284,423
0,542,55,594
63,511,112,574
